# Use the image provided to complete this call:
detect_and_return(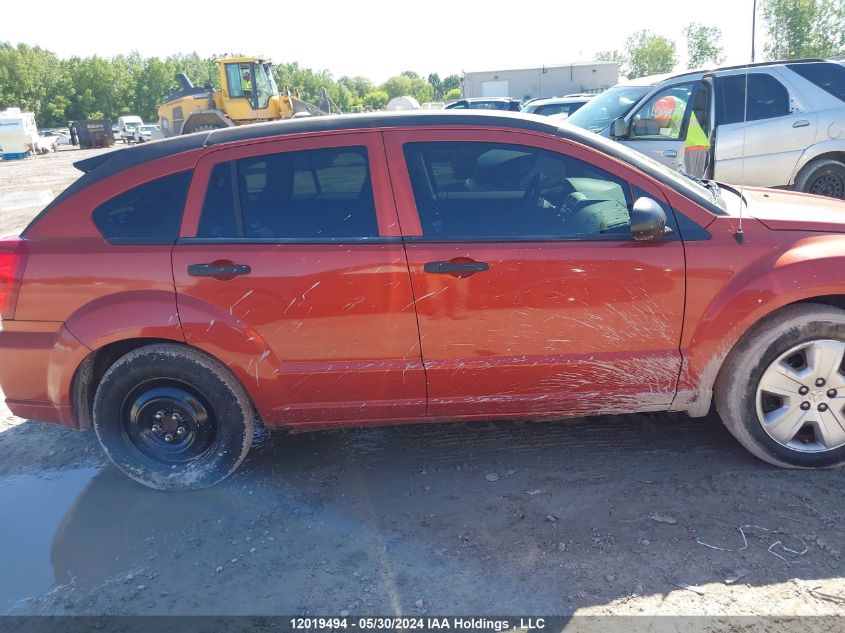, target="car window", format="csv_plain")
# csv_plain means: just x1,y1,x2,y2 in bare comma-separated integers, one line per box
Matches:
197,146,379,239
92,171,192,244
715,74,790,125
566,85,651,133
403,141,633,240
629,83,696,140
787,62,845,102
